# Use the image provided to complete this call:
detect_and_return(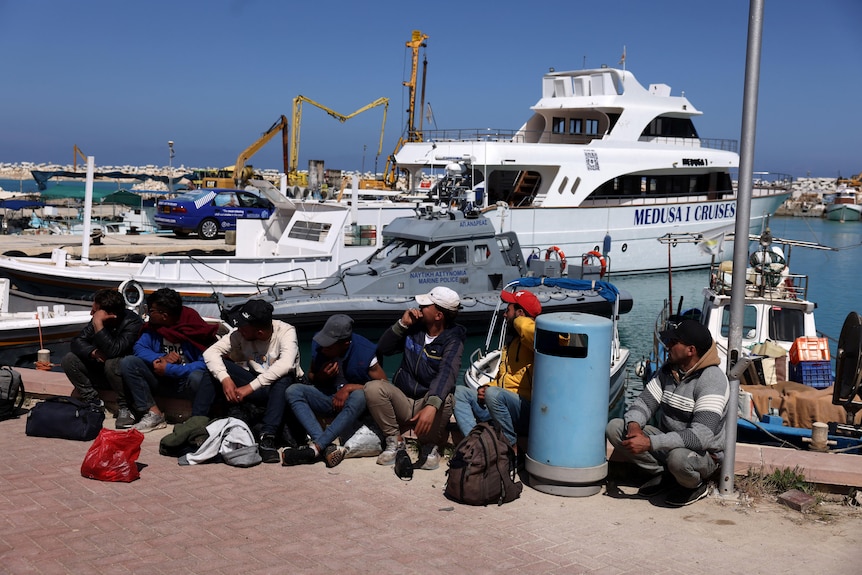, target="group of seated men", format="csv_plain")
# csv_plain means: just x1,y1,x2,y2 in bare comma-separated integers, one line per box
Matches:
63,284,537,472
64,283,728,505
